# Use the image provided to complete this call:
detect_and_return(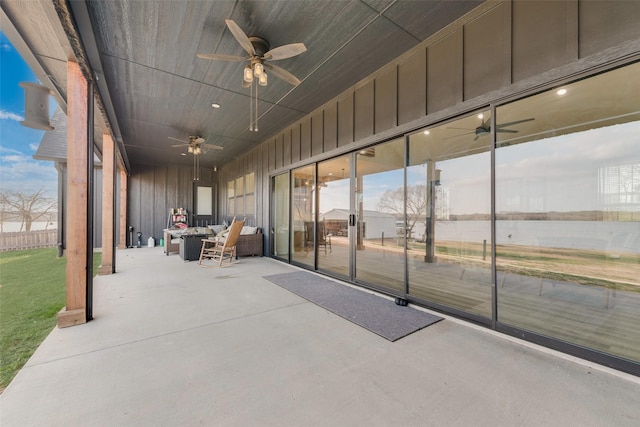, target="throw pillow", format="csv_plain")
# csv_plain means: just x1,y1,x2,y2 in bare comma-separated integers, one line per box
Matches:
240,226,258,235
207,224,226,236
